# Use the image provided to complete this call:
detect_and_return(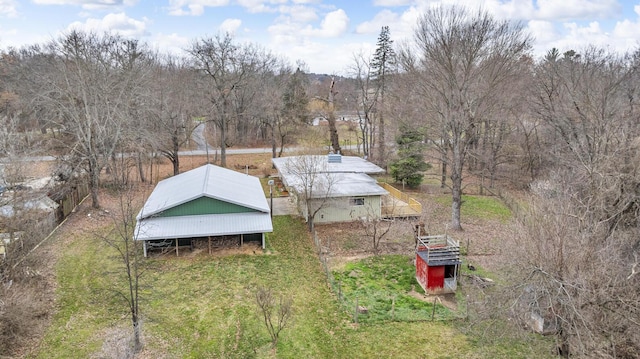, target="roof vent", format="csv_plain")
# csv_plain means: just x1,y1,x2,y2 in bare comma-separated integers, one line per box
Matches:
328,153,342,163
